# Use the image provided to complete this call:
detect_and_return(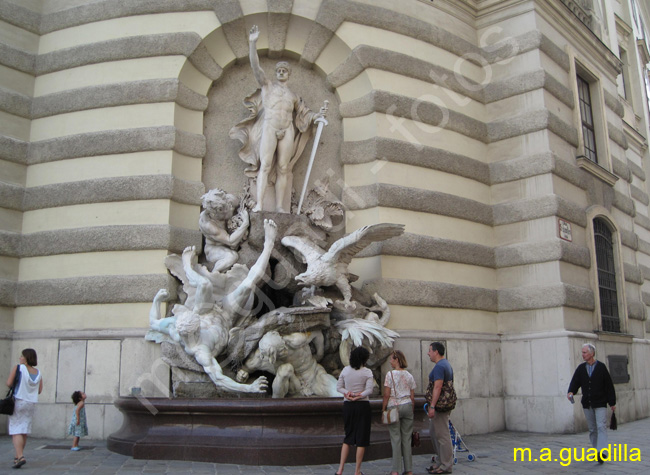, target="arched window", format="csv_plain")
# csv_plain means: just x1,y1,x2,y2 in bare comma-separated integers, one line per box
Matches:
593,218,620,332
